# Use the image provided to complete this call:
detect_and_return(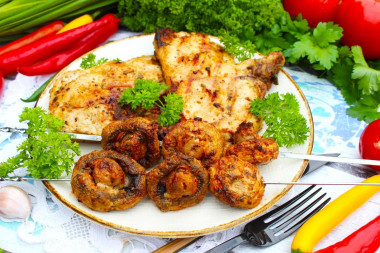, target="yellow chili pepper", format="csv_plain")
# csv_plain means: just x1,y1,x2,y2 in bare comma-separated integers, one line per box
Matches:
57,14,93,34
291,175,380,253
